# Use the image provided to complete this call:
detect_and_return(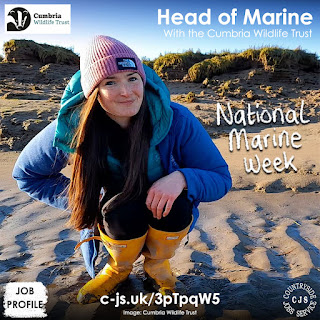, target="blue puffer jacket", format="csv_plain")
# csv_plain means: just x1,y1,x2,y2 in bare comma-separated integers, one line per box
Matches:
12,66,232,278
